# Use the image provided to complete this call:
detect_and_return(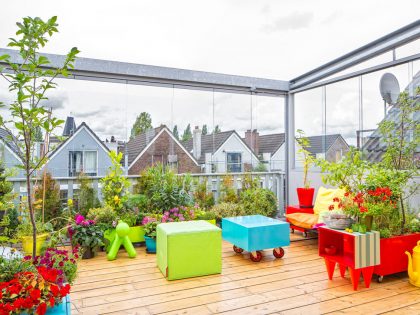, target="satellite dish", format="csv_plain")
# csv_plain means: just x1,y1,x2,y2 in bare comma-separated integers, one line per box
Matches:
380,73,400,105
